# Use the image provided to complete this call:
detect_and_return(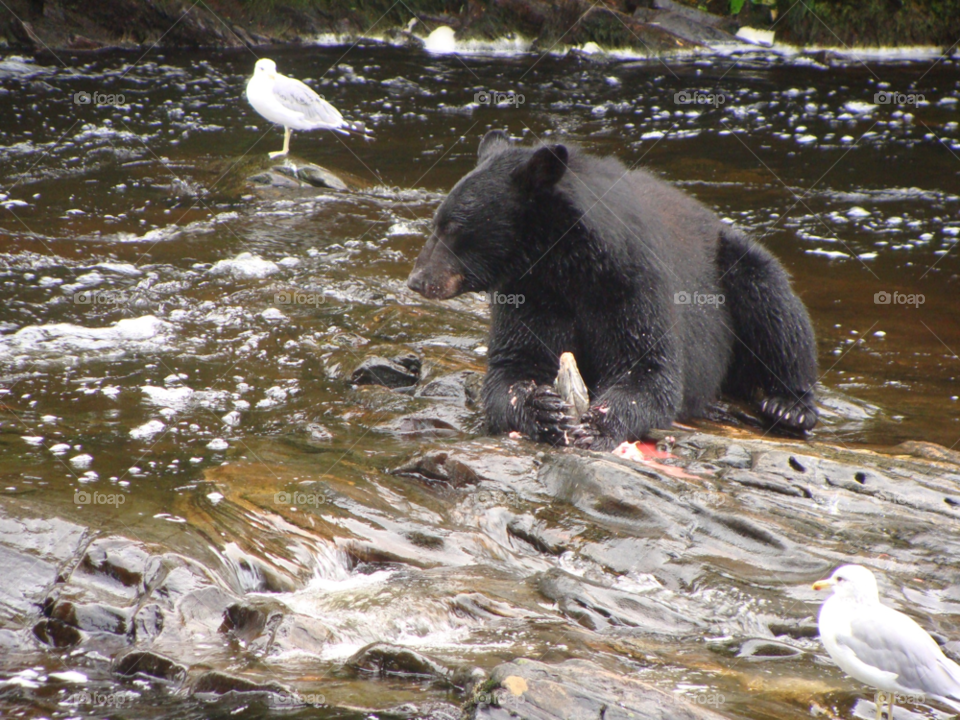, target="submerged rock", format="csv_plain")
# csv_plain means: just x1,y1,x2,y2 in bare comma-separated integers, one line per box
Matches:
80,537,150,588
114,650,186,683
192,670,290,696
48,600,130,635
347,642,451,679
352,353,422,388
471,658,726,720
33,618,83,648
418,370,482,406
292,164,348,191
391,451,482,487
